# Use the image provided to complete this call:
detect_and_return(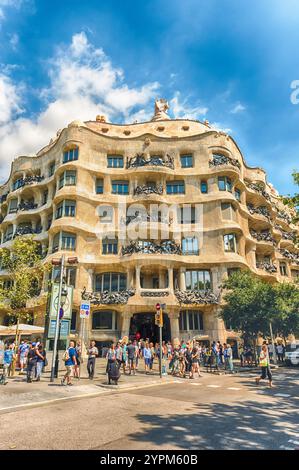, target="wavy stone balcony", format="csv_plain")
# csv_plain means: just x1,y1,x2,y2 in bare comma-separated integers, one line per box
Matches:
247,204,271,220
250,229,276,245
126,153,174,170
175,289,219,305
276,210,292,225
81,288,135,304
12,175,45,191
279,249,299,265
256,261,277,273
121,239,182,256
133,184,163,196
245,182,272,202
209,155,241,170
